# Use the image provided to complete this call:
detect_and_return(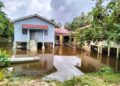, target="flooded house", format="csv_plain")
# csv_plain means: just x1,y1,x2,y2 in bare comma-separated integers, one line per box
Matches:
13,14,58,52
13,14,71,53
76,25,120,59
